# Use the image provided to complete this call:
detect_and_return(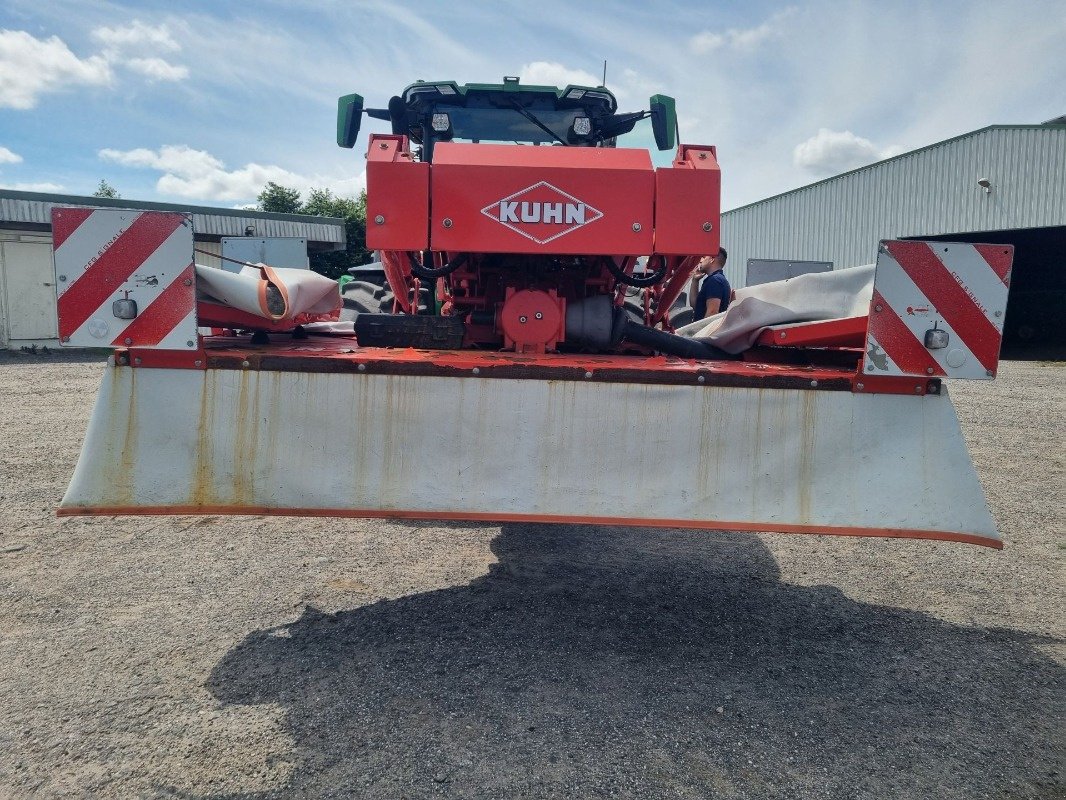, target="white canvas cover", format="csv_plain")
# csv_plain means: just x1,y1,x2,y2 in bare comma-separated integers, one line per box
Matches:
680,264,874,353
195,262,340,321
